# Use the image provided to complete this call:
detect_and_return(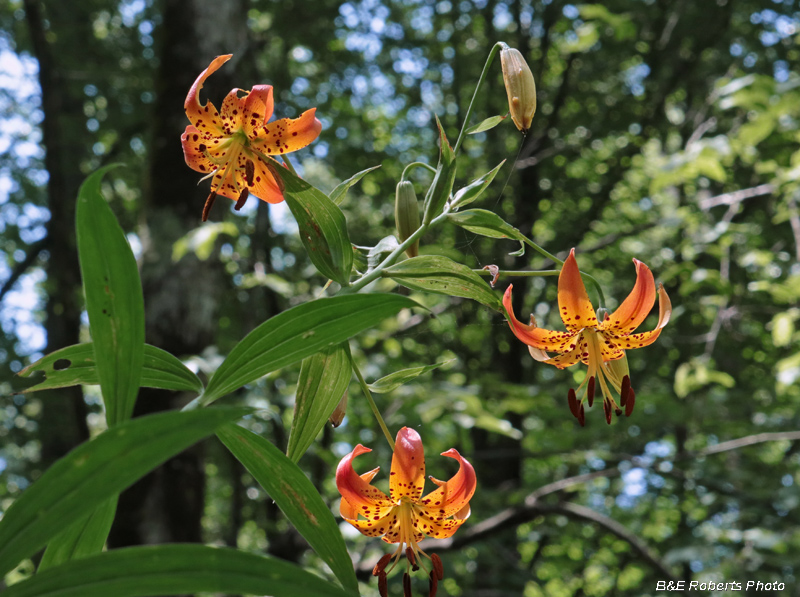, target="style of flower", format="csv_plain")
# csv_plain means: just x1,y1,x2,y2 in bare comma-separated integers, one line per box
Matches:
503,248,671,425
181,54,322,221
336,427,476,597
